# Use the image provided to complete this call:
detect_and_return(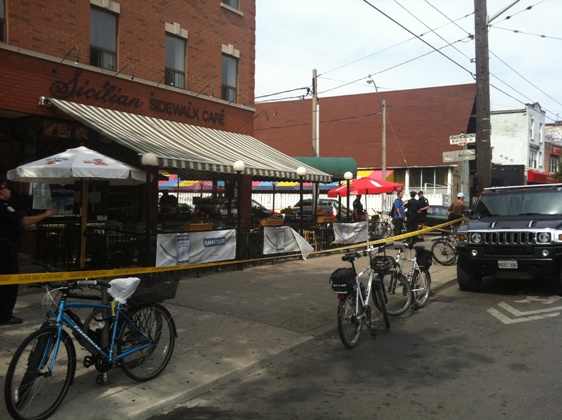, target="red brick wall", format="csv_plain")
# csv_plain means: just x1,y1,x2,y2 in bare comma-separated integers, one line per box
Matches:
1,0,255,133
